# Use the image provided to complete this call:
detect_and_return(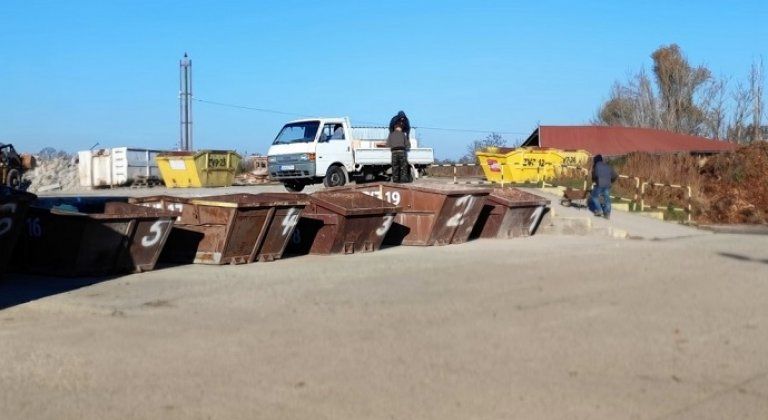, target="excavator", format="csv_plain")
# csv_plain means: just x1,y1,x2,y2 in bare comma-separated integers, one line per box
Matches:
0,143,28,188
